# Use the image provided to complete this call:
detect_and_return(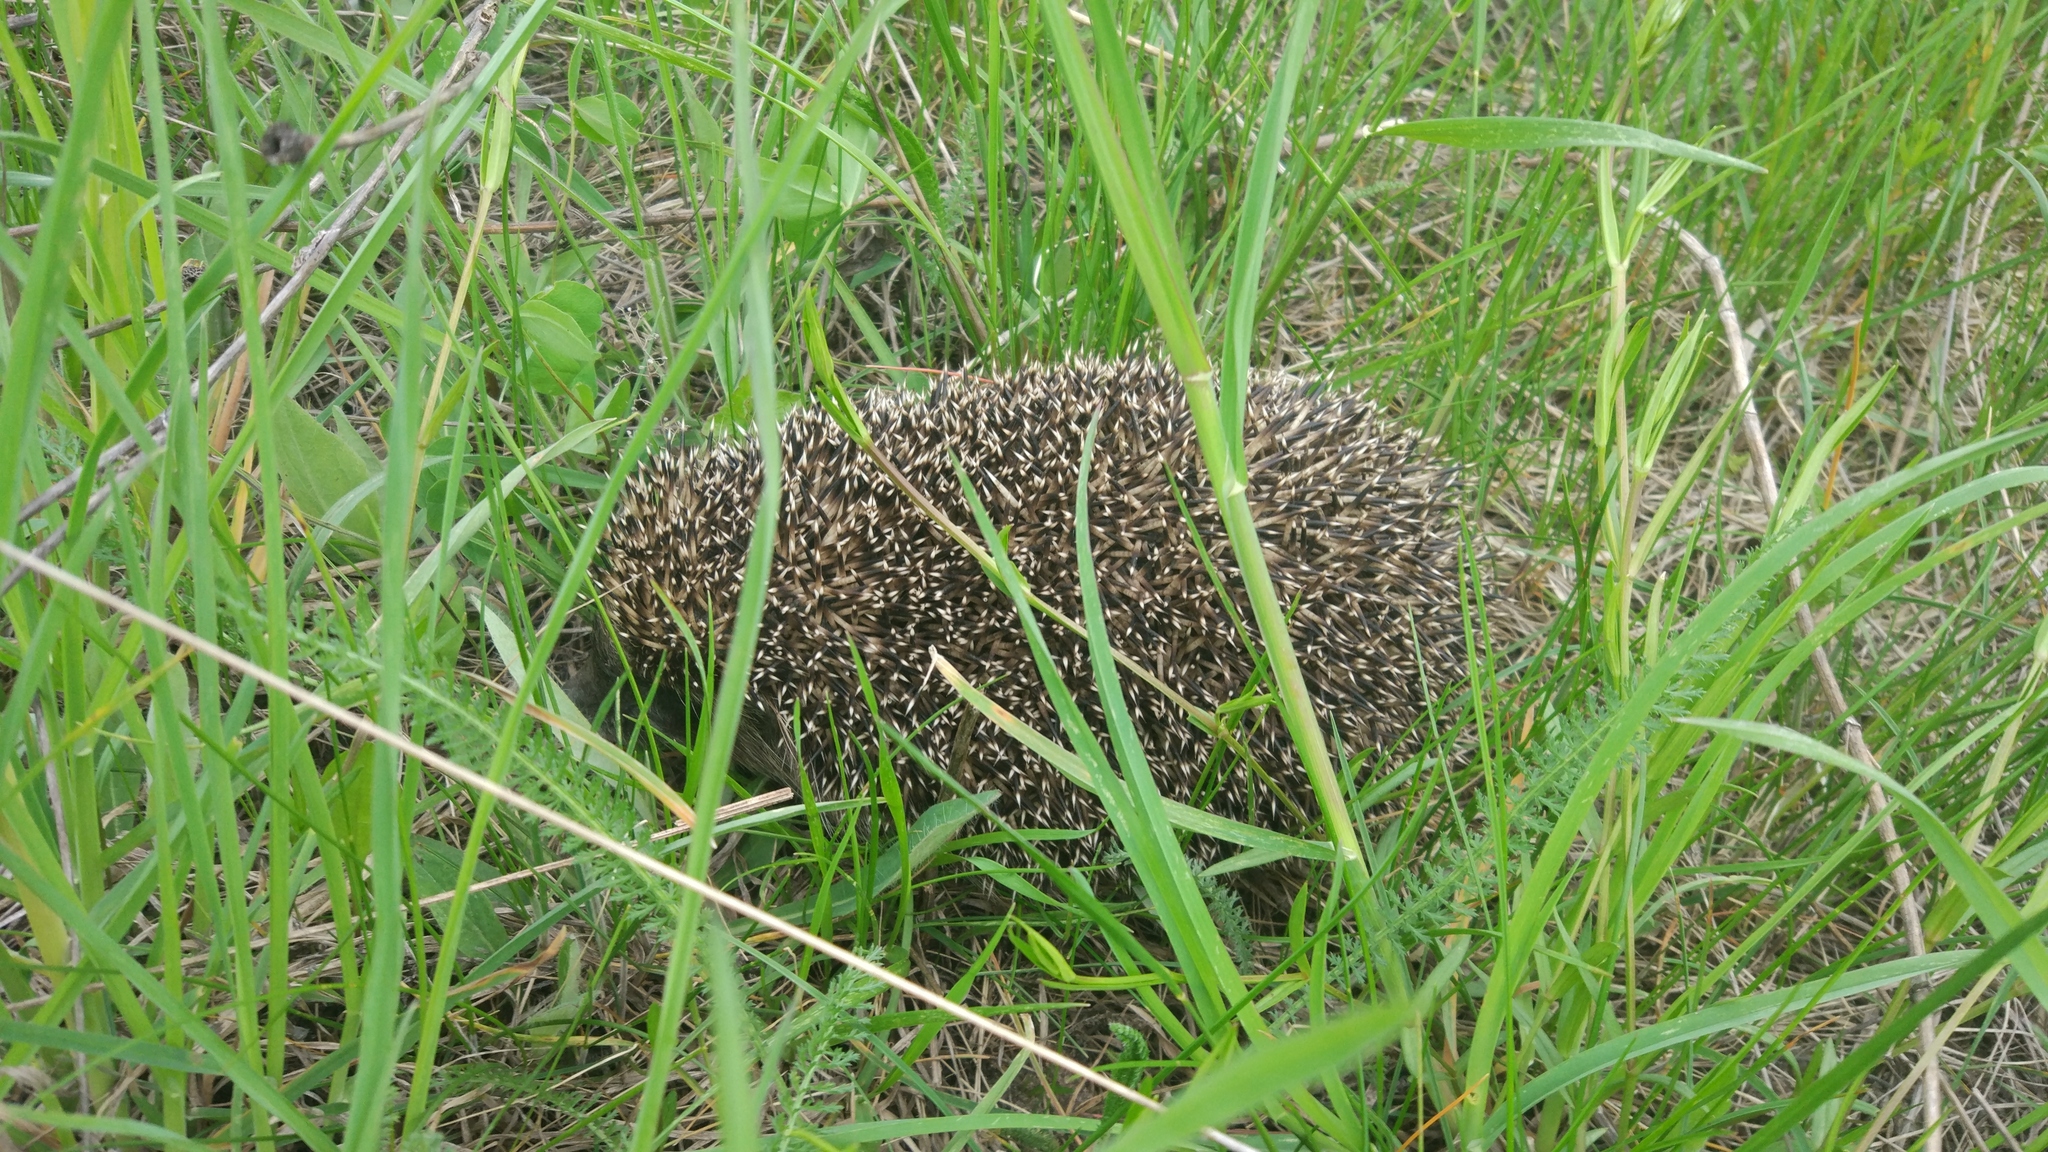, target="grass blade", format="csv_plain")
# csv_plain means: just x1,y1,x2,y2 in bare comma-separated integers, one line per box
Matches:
1678,716,2048,1003
1103,1000,1411,1152
1380,116,1764,172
